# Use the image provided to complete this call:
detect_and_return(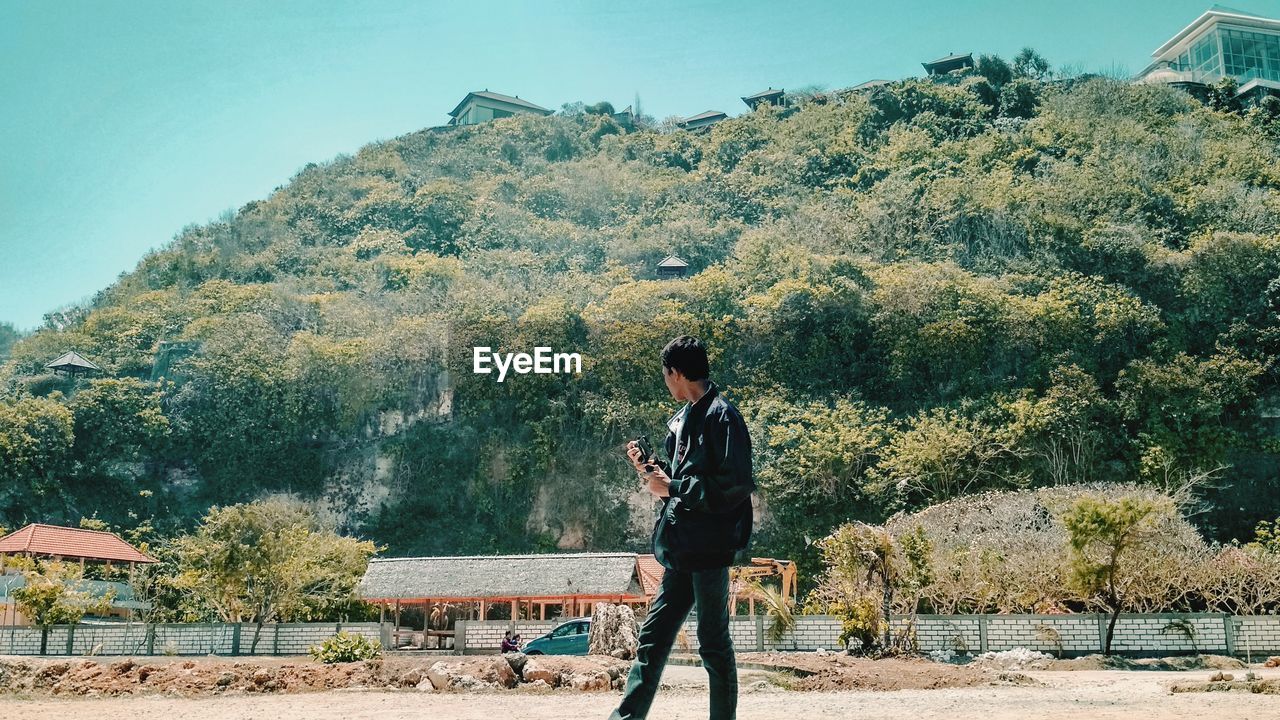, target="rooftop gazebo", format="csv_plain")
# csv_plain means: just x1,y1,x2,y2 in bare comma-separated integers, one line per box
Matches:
677,110,727,131
922,52,974,76
44,351,101,377
742,88,785,110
